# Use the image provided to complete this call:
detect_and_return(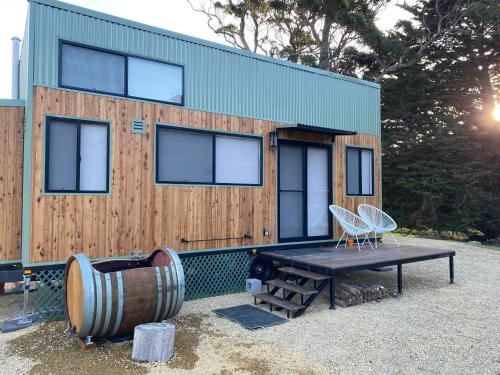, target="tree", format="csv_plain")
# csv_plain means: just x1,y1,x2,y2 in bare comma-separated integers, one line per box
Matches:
187,0,388,72
381,0,500,237
190,0,500,238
